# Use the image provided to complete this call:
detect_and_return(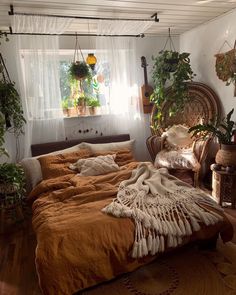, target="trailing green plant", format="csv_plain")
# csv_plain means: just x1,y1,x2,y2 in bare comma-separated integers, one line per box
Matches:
69,61,92,81
189,108,236,145
87,97,100,107
0,81,26,157
0,163,25,195
0,31,9,45
150,50,195,121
